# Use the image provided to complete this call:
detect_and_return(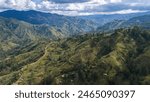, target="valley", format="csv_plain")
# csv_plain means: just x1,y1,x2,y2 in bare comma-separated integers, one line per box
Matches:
0,10,150,85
